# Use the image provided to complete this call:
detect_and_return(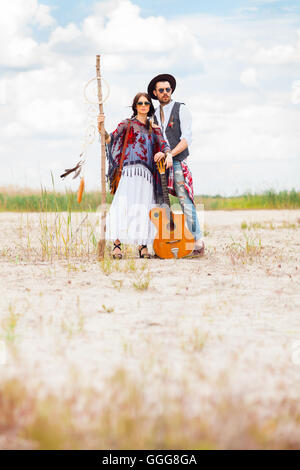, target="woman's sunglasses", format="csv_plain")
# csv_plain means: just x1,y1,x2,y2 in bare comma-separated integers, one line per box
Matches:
137,101,151,106
157,88,171,93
